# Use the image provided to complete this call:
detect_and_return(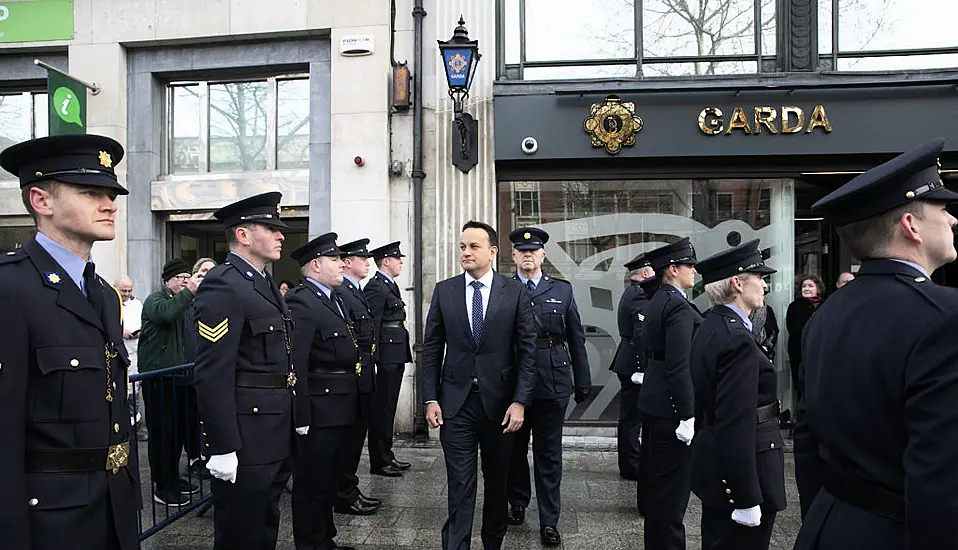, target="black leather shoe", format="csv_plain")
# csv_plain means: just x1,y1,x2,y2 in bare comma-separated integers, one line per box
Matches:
507,504,525,525
370,464,404,477
358,493,381,507
540,526,561,546
390,458,411,470
334,499,378,516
